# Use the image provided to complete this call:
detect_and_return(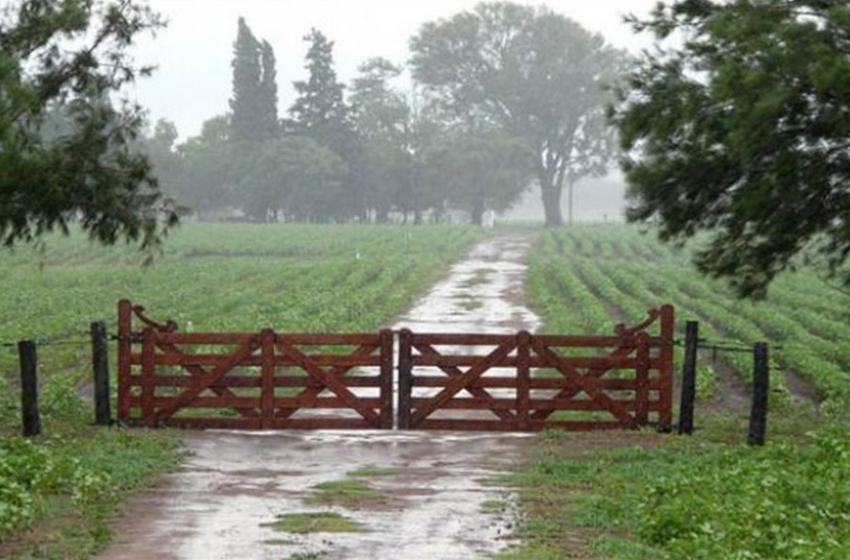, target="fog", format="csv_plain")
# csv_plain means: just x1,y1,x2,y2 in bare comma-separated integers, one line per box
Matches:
132,0,661,141
128,0,663,224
